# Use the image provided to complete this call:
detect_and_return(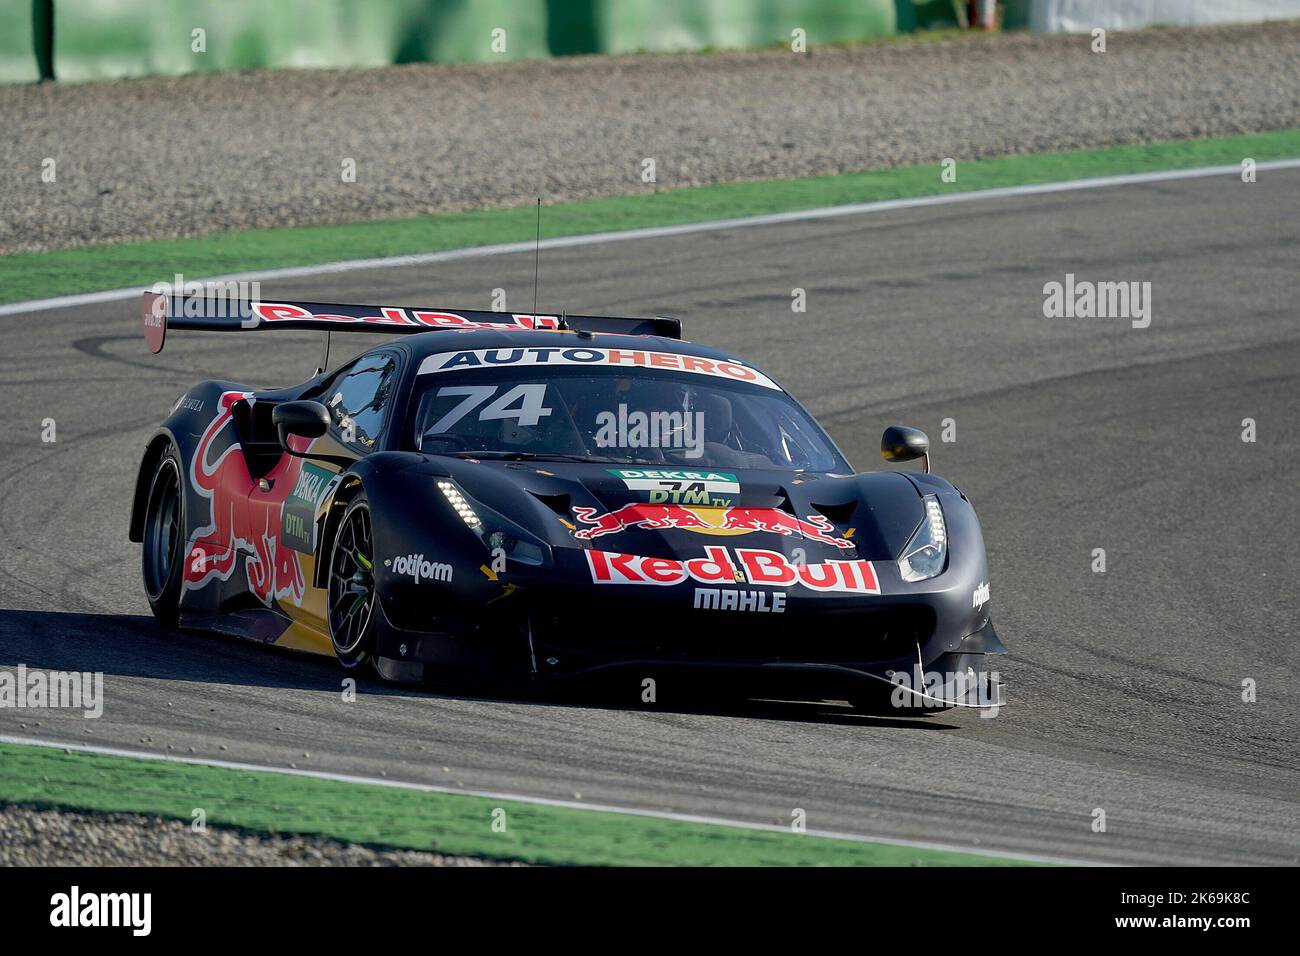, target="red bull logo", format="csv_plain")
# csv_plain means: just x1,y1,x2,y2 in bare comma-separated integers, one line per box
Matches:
571,503,713,539
181,391,310,606
587,546,879,594
717,507,850,548
572,504,852,549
